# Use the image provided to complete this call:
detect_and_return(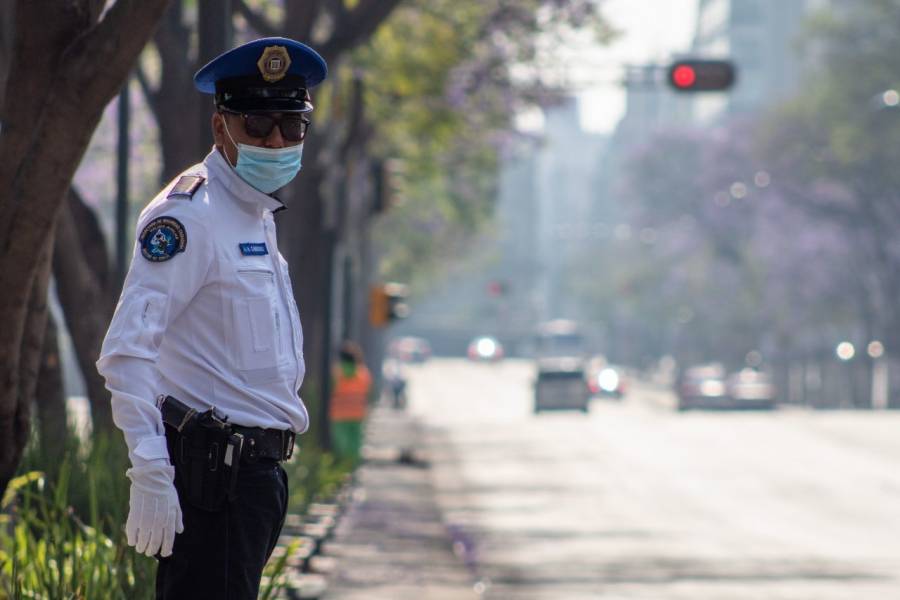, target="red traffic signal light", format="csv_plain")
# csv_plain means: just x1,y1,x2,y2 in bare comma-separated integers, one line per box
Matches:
671,65,697,88
667,59,735,92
